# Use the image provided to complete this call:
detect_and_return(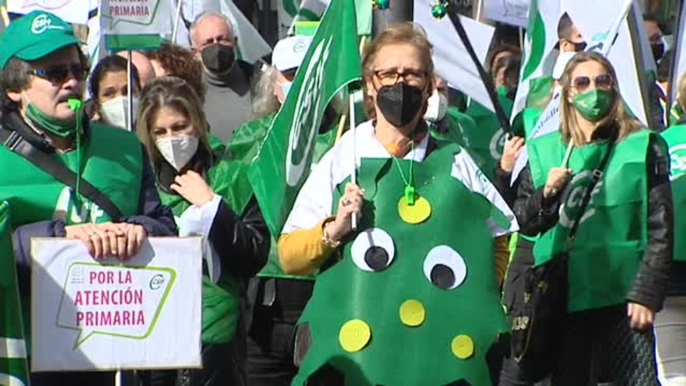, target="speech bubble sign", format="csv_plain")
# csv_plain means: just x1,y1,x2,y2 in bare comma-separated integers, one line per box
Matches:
55,262,176,349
